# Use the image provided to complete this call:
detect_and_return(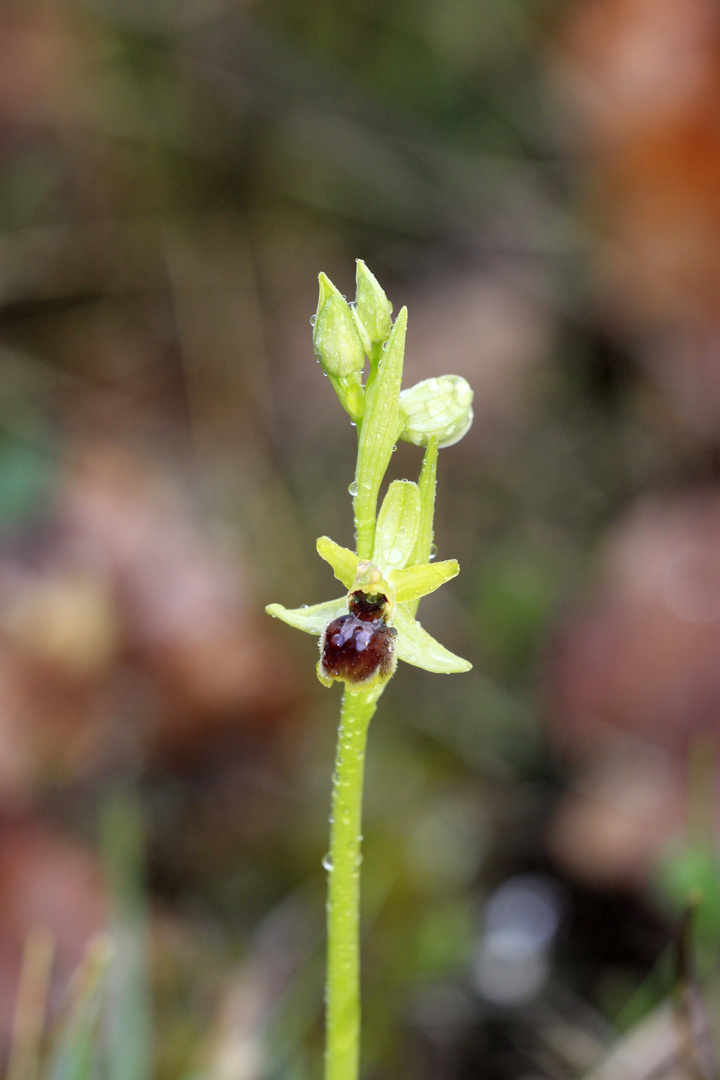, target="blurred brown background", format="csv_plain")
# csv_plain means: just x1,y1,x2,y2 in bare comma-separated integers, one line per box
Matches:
1,0,720,1077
